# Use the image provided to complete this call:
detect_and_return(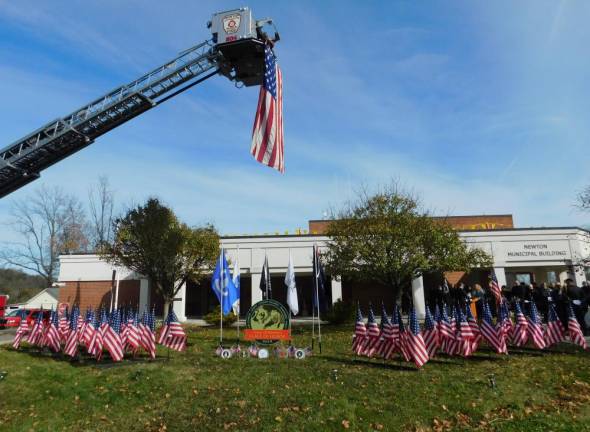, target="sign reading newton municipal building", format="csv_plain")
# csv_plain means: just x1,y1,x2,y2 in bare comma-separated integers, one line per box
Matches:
502,241,571,261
